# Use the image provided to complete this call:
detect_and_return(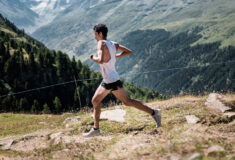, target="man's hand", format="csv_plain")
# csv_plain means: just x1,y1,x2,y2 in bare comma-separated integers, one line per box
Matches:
90,54,103,64
90,41,106,64
90,54,94,60
114,43,132,58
